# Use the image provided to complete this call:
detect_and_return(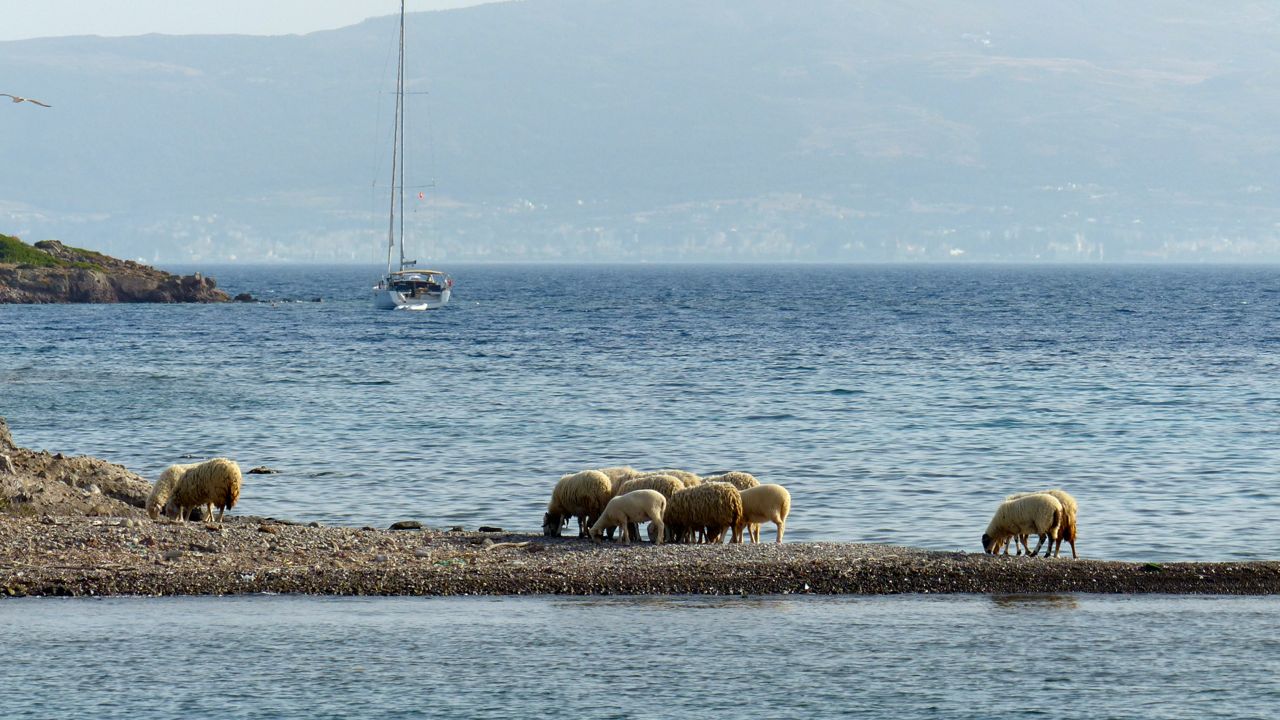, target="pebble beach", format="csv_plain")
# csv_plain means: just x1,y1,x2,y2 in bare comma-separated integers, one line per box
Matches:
3,514,1278,597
